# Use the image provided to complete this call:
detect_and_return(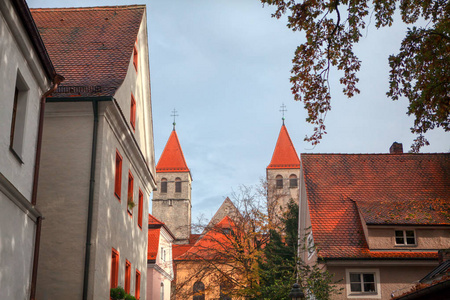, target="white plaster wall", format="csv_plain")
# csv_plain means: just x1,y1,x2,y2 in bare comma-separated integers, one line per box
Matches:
91,103,151,299
0,191,36,300
114,9,155,174
147,268,171,300
0,1,51,299
35,102,93,300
